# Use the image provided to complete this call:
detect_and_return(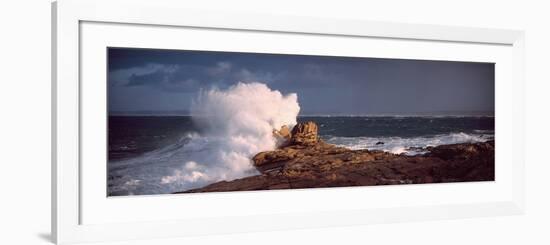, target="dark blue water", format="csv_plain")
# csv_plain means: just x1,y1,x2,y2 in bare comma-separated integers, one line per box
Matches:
109,116,494,161
300,116,494,138
108,116,198,161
